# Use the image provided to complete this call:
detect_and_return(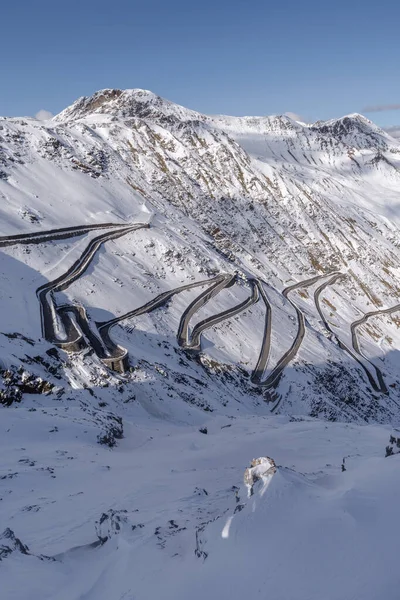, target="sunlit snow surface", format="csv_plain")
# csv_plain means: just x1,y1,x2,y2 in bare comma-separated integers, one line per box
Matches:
1,407,399,600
